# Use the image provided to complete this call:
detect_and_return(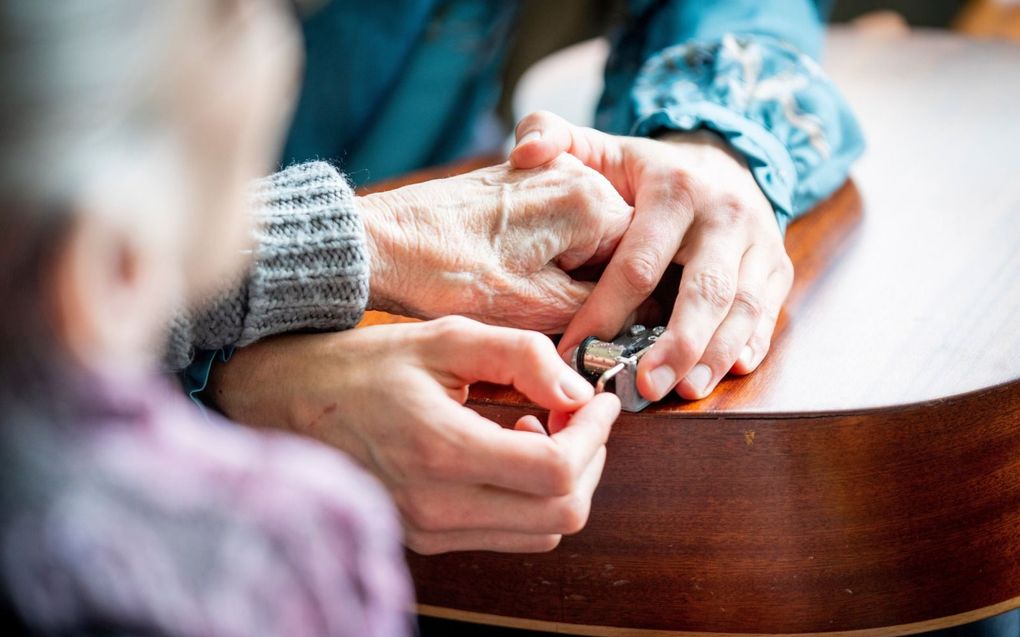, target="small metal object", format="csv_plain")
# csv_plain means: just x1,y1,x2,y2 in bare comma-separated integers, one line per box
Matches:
594,362,626,394
627,325,646,337
570,325,666,412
